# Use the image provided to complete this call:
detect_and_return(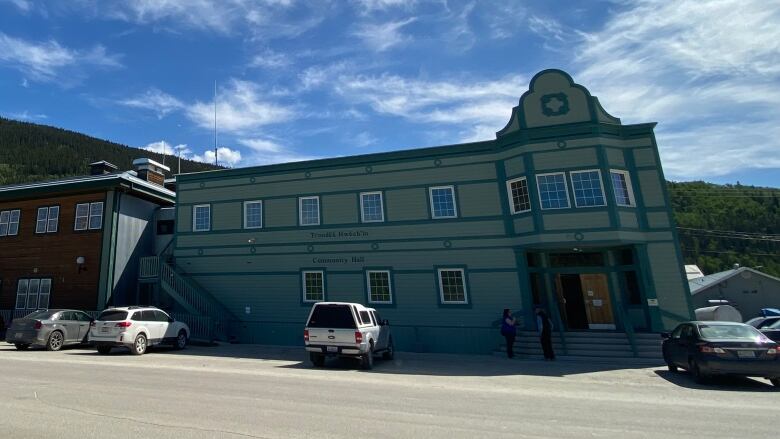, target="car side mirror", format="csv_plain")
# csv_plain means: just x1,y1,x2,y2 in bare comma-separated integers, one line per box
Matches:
660,332,670,339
